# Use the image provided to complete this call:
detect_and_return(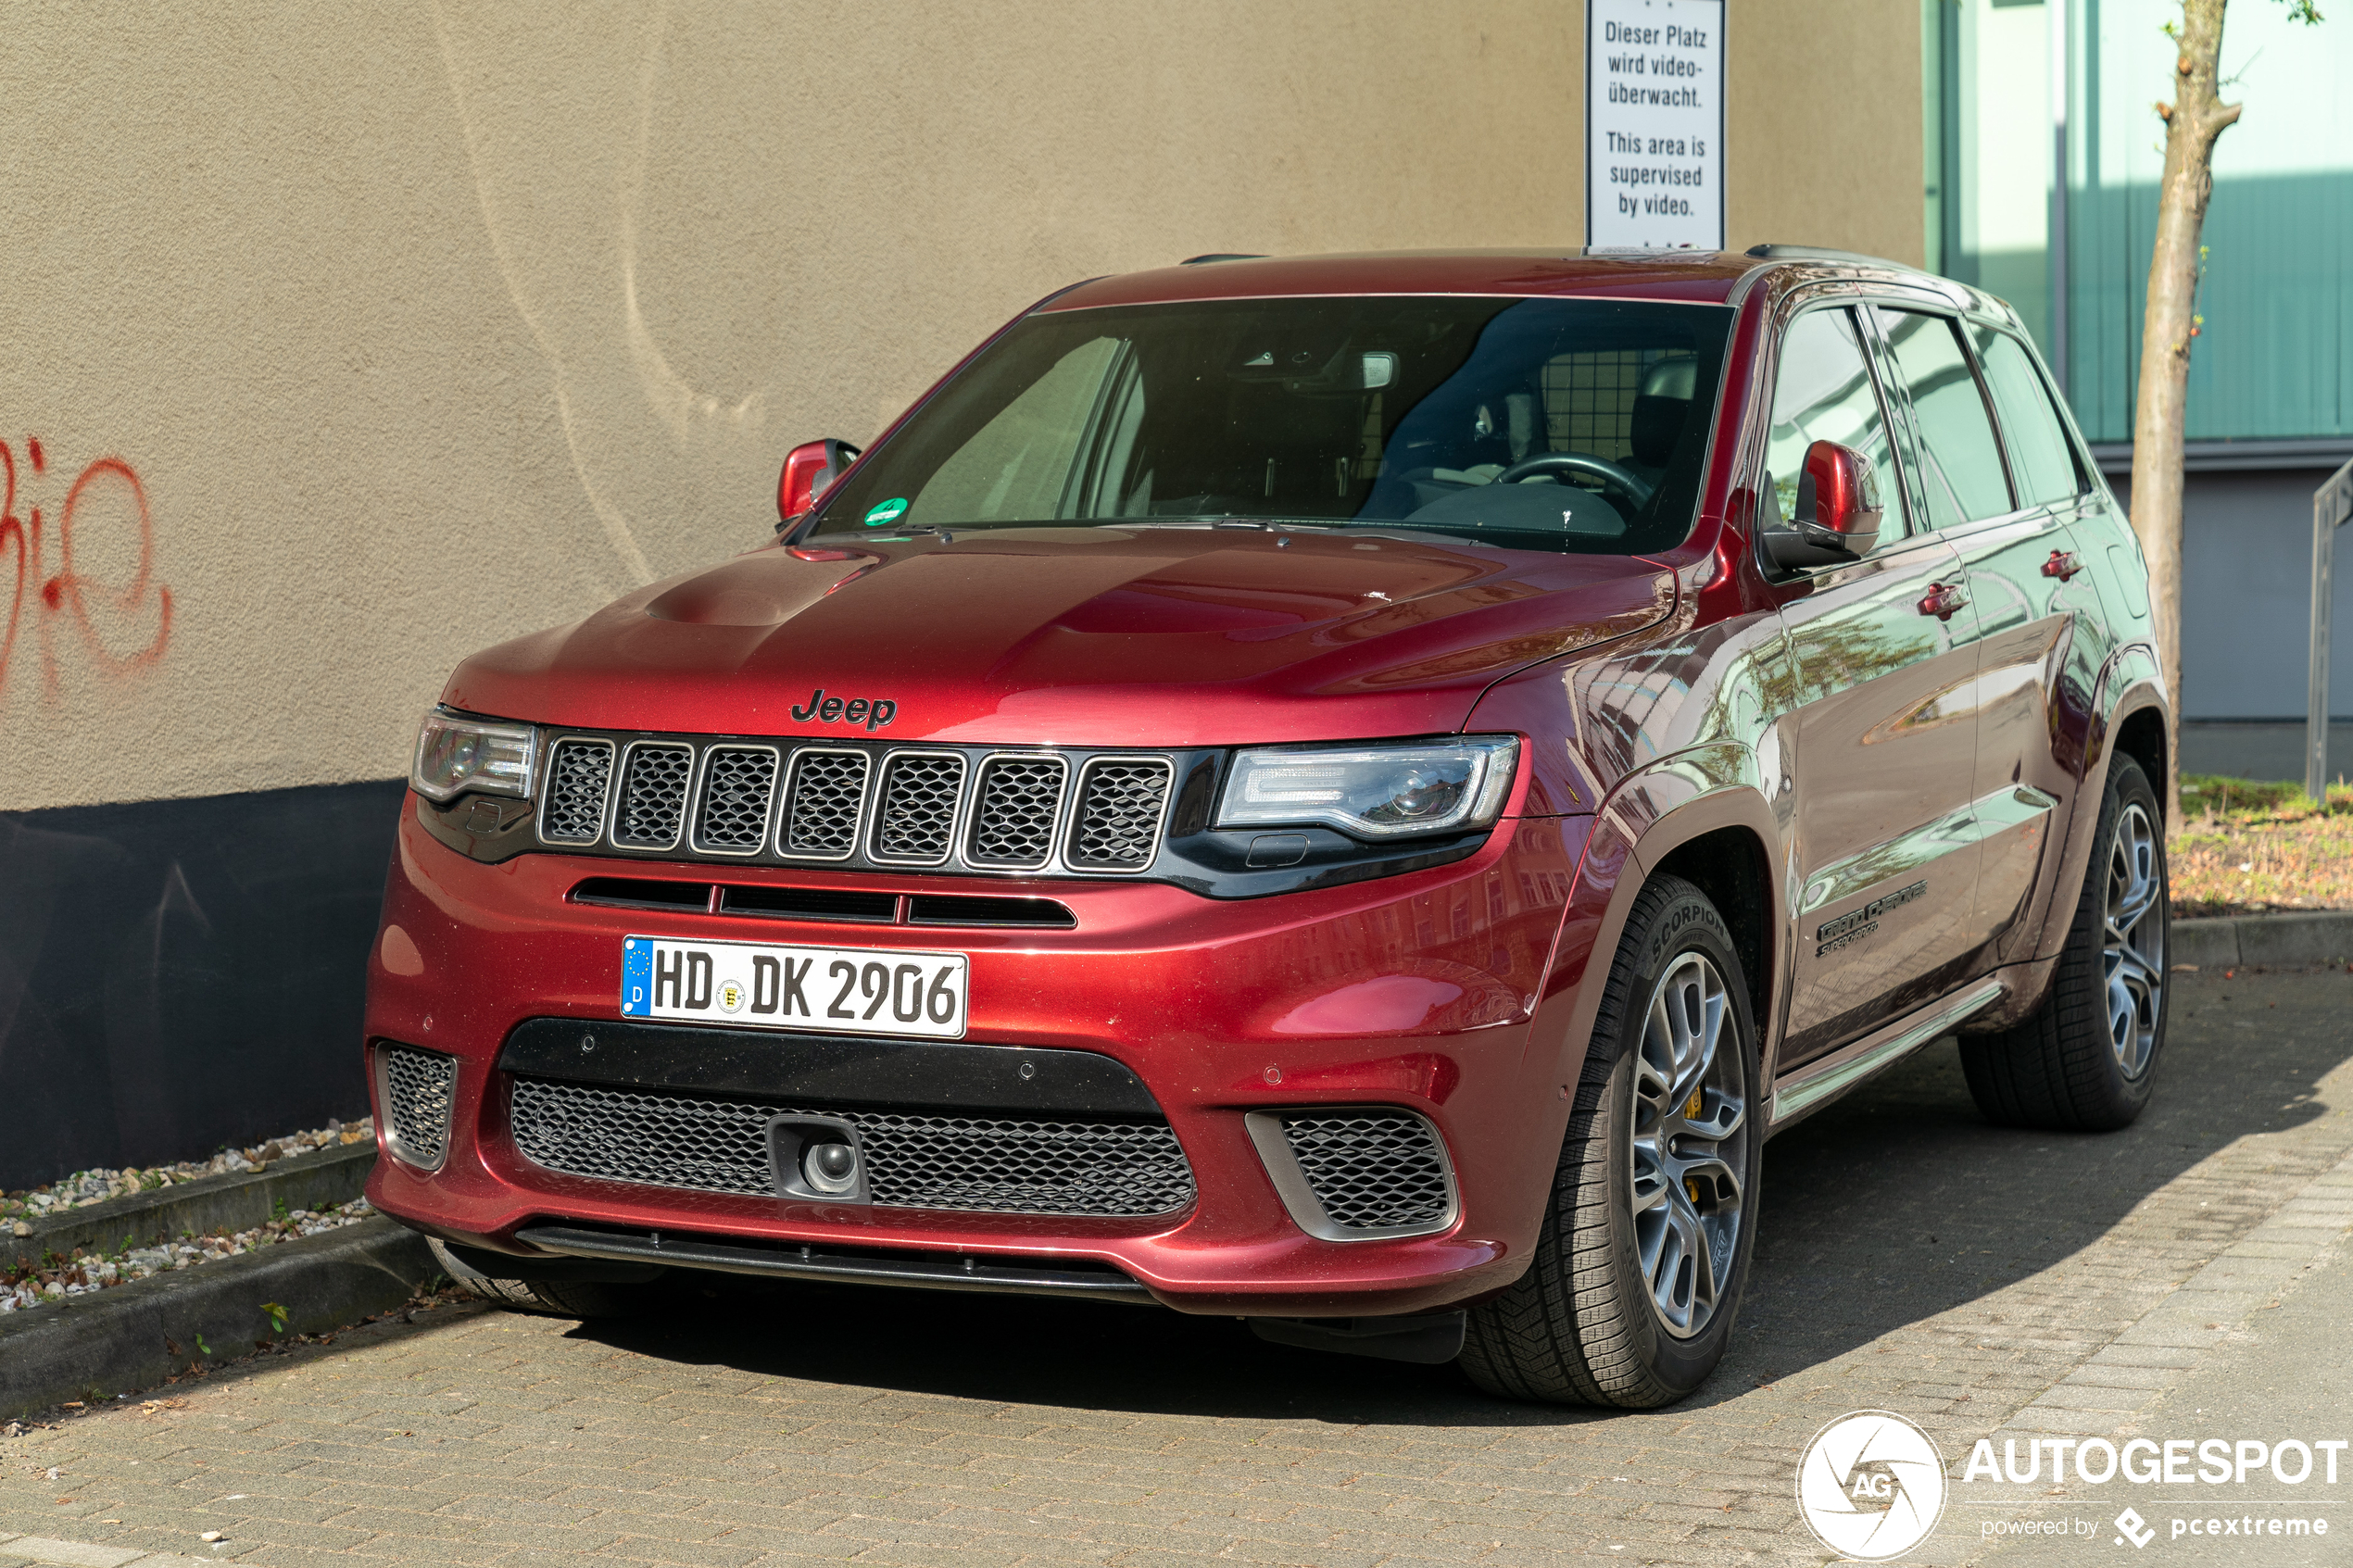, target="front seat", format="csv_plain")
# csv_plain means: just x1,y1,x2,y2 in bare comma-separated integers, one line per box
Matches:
1627,354,1698,484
